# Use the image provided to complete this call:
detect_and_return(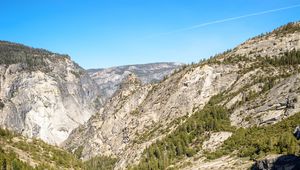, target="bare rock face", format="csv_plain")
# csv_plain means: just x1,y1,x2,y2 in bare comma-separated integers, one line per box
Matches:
230,73,300,127
0,41,100,145
213,22,300,127
64,63,238,165
64,22,300,169
202,132,232,152
2,22,300,170
88,62,182,103
231,22,300,58
252,155,300,170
